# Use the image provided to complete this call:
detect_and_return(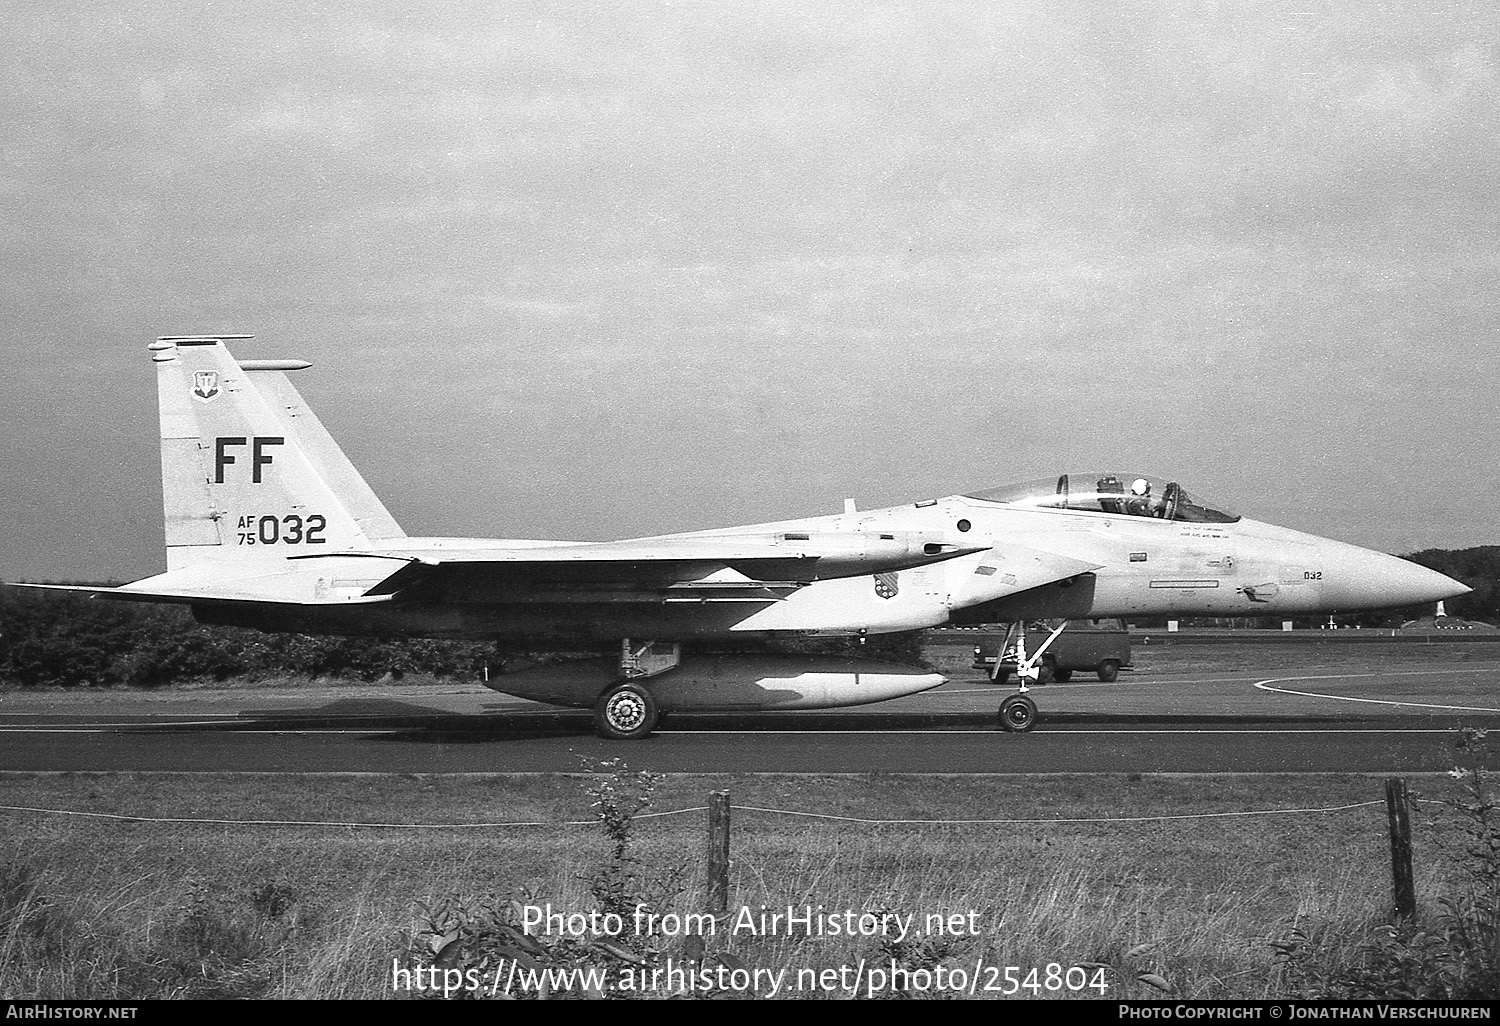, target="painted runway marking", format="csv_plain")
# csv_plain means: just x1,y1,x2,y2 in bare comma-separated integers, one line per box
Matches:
935,675,1274,695
662,728,1463,736
0,727,392,735
0,726,1473,737
0,719,307,730
1254,668,1500,713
